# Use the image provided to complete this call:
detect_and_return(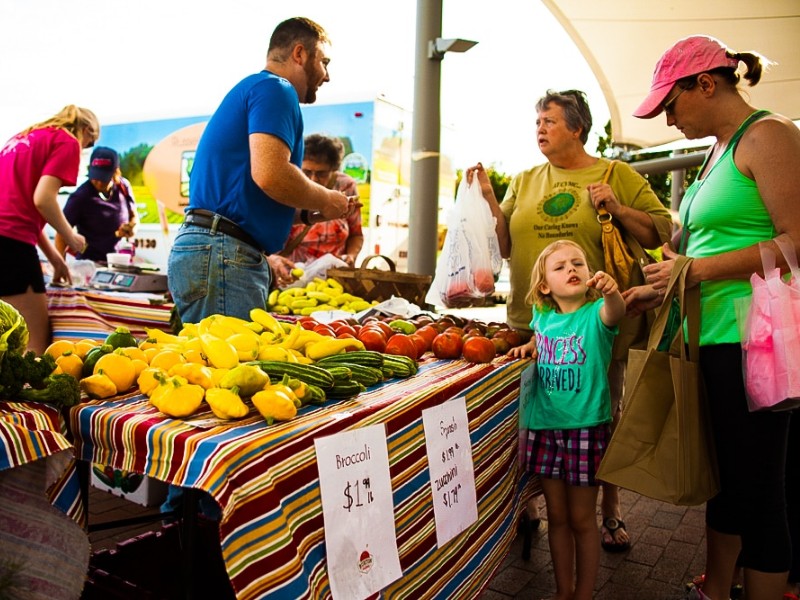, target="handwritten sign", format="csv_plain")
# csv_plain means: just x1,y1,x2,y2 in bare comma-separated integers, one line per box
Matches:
315,424,401,600
422,396,478,547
